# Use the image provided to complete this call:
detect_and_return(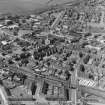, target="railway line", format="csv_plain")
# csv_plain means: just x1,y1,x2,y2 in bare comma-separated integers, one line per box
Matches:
3,63,105,100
